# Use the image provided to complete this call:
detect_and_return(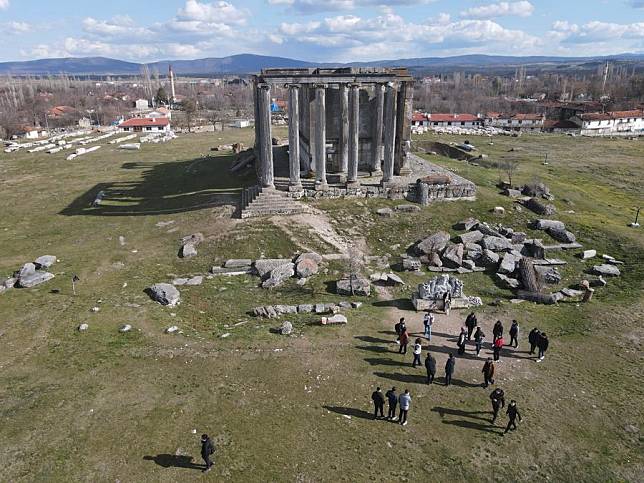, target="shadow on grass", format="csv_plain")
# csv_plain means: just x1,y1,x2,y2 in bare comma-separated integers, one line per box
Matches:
364,357,408,367
441,419,503,435
431,406,490,422
143,454,203,470
372,299,416,310
61,156,254,216
355,345,395,354
374,371,427,385
323,405,373,420
355,335,393,344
